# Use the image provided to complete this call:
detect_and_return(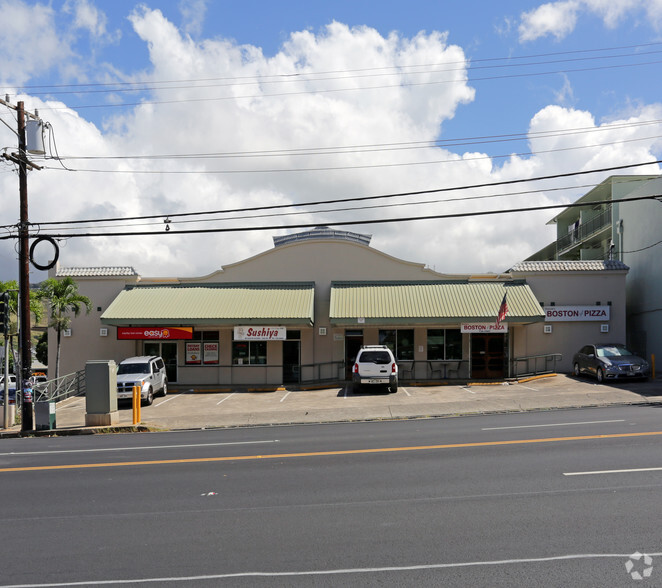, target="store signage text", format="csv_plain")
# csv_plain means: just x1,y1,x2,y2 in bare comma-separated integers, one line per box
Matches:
234,326,286,341
544,306,610,322
461,323,508,333
117,326,193,340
